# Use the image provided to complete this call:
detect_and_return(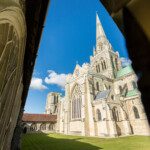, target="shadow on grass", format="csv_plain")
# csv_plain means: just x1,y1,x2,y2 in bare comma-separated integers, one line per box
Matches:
21,133,103,150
